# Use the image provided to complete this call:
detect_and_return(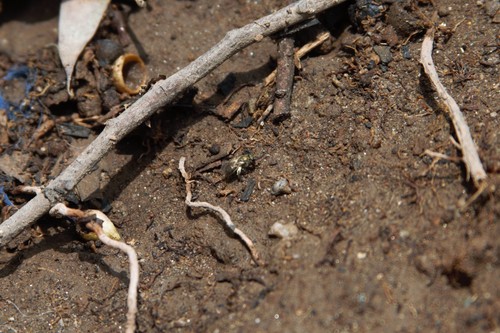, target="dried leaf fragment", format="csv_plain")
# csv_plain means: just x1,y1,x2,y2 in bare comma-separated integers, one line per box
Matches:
58,0,111,96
